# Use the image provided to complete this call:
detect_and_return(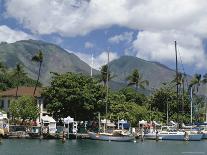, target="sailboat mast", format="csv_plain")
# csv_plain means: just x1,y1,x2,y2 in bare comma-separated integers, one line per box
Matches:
106,49,109,117
190,87,193,125
175,41,179,123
